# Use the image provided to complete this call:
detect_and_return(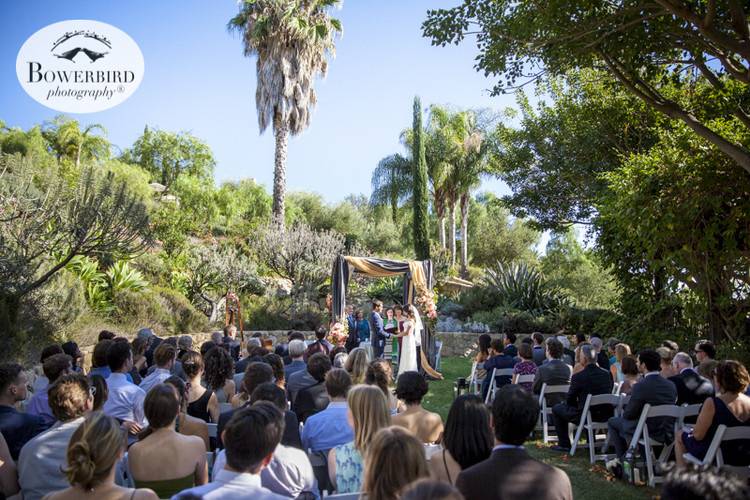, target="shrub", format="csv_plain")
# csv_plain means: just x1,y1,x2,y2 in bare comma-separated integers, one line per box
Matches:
112,287,208,334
